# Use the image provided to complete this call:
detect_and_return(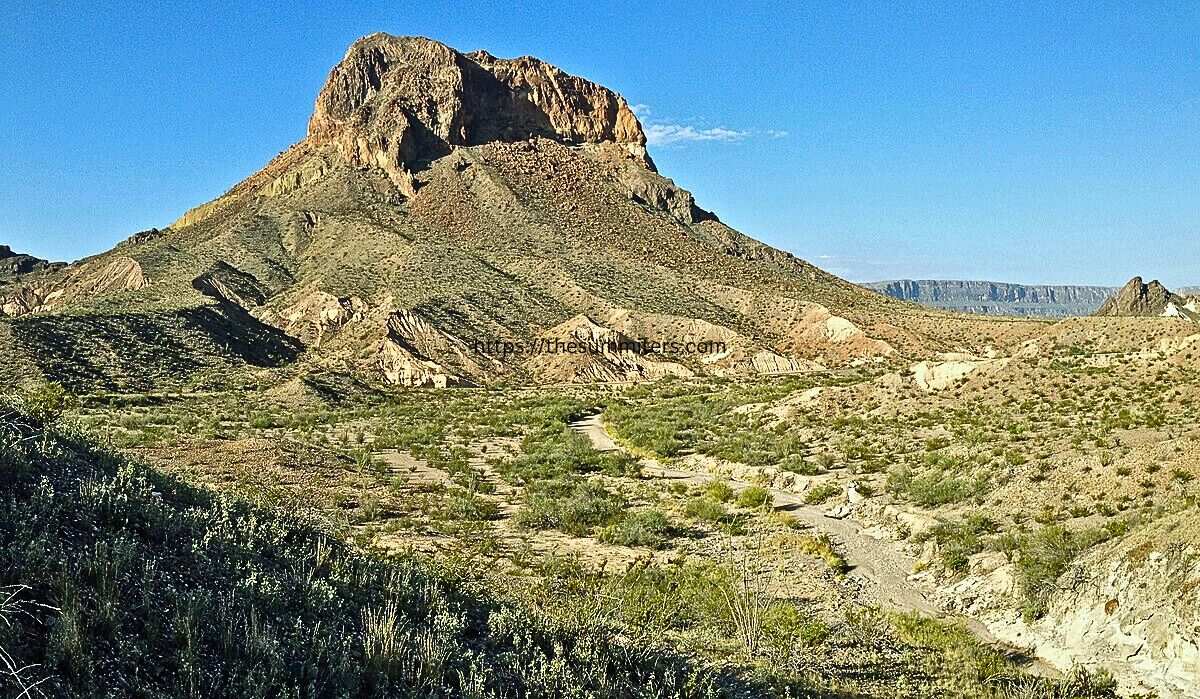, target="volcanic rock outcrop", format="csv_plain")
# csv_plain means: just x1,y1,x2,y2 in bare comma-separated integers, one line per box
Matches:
305,34,649,197
1096,277,1197,321
0,245,58,276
